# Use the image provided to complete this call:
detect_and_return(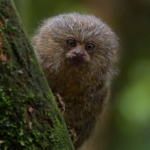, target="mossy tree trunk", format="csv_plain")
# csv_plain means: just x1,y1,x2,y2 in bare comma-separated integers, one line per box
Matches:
0,0,74,149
